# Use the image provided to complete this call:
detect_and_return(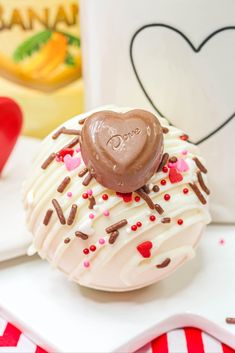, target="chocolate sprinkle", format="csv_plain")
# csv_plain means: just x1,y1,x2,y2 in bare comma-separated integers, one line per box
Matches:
155,203,164,215
53,127,80,140
41,153,56,170
75,231,88,240
43,209,53,226
169,156,178,163
226,317,235,324
82,172,93,186
78,117,86,125
189,183,207,205
156,258,171,268
193,157,207,174
142,184,150,194
59,136,80,152
106,219,128,234
109,230,119,244
197,171,210,195
78,167,88,177
52,199,66,224
61,128,81,136
162,127,169,134
157,153,169,172
152,185,160,193
67,204,77,226
135,188,155,210
64,237,71,244
88,196,96,209
57,176,71,193
161,217,171,223
52,127,65,140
